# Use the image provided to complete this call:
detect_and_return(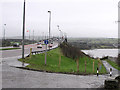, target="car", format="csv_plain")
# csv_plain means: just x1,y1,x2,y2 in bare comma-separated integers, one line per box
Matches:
48,44,52,48
37,44,42,48
51,42,53,44
37,42,41,45
13,43,19,47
